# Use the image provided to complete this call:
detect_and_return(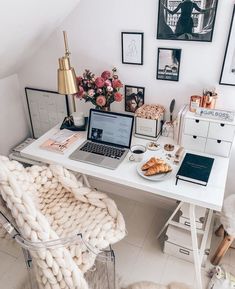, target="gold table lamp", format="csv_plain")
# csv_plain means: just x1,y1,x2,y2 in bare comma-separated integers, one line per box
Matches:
57,31,78,114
